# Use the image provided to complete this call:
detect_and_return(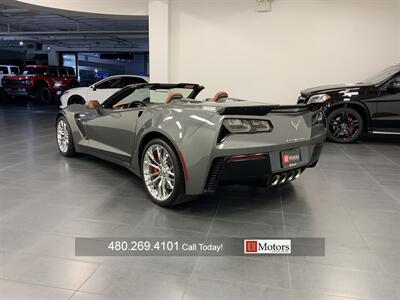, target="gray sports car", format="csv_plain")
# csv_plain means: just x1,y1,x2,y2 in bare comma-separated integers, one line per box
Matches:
56,83,326,206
